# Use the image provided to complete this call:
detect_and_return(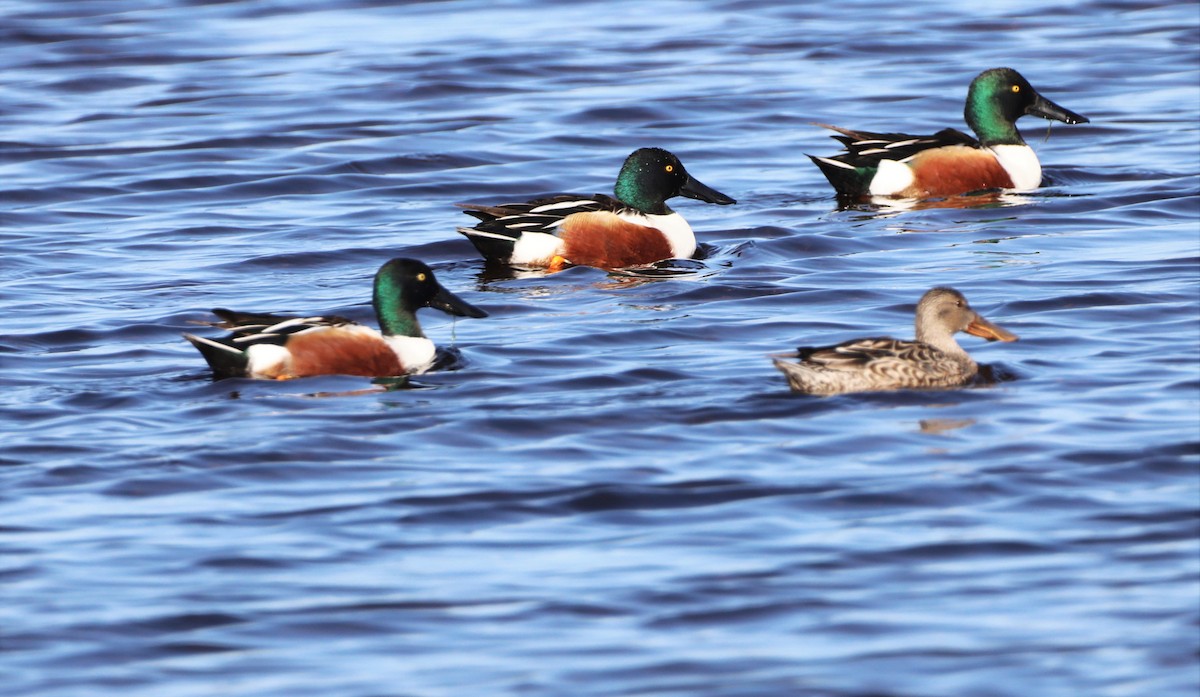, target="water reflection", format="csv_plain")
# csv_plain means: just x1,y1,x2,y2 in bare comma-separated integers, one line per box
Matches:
918,417,977,435
474,257,718,288
472,244,730,284
837,191,1034,218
